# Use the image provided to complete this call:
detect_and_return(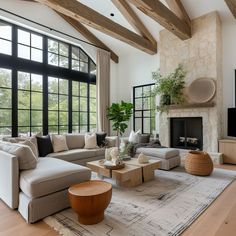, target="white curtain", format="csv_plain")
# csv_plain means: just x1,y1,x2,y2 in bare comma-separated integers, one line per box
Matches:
96,49,111,134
